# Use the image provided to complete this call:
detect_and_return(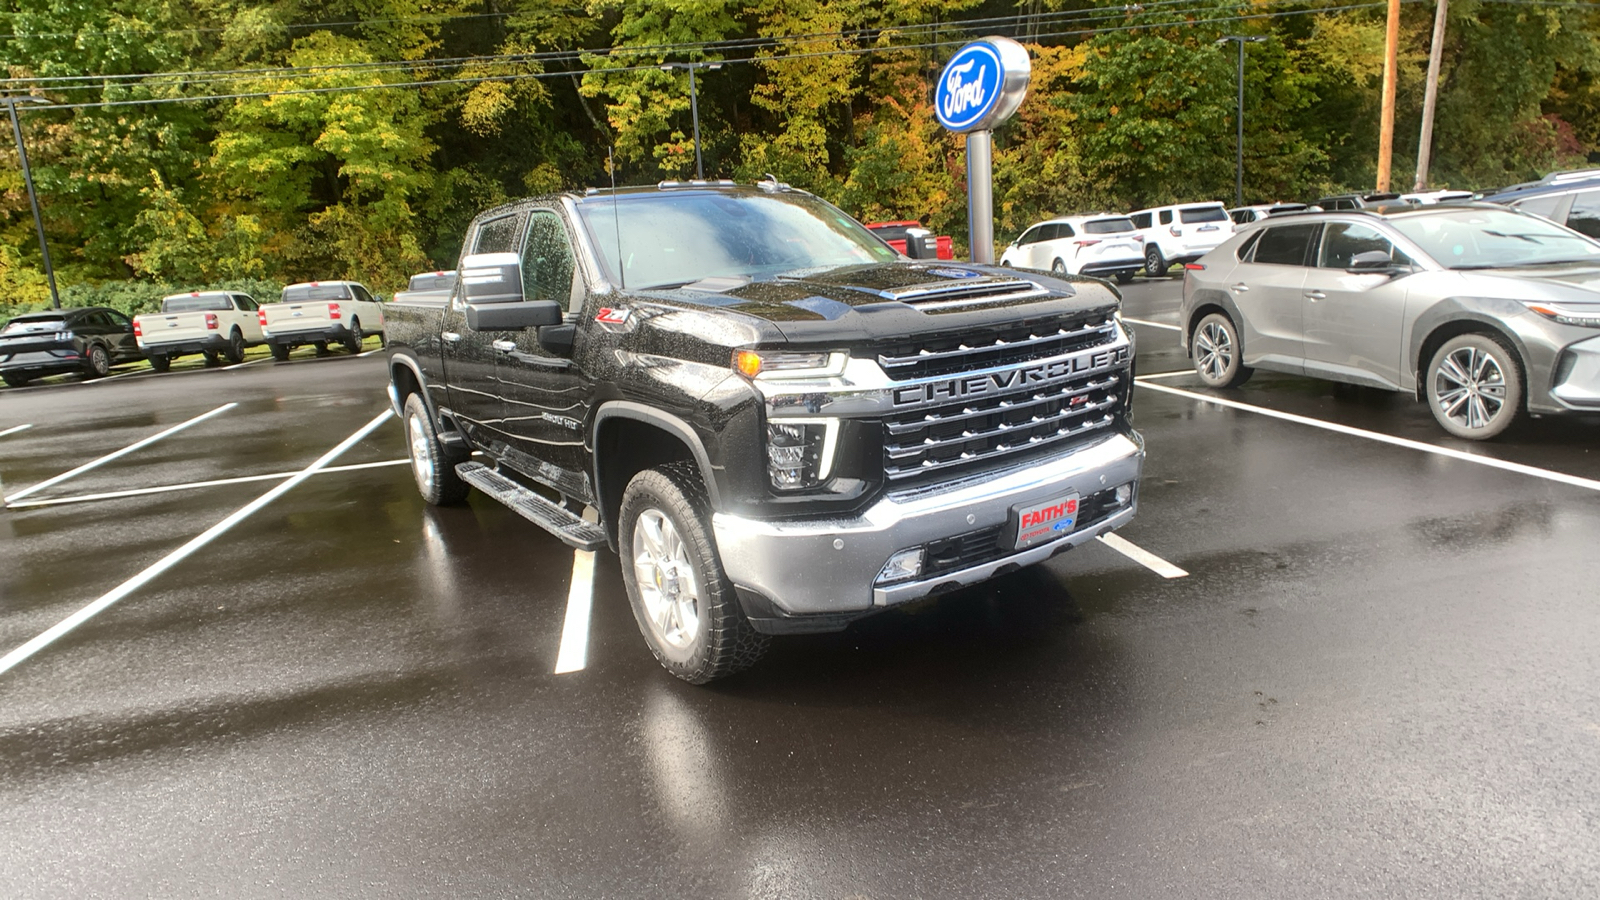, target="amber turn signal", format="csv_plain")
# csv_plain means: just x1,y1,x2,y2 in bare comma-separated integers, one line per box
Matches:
733,350,763,378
